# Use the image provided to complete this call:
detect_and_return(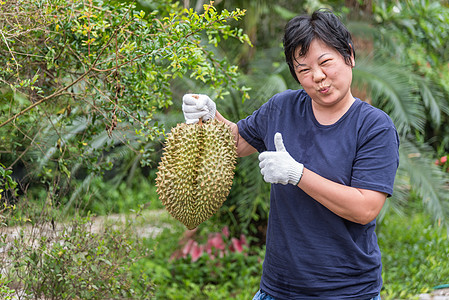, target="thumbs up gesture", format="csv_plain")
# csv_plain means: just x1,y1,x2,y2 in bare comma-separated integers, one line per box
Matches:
258,133,304,185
